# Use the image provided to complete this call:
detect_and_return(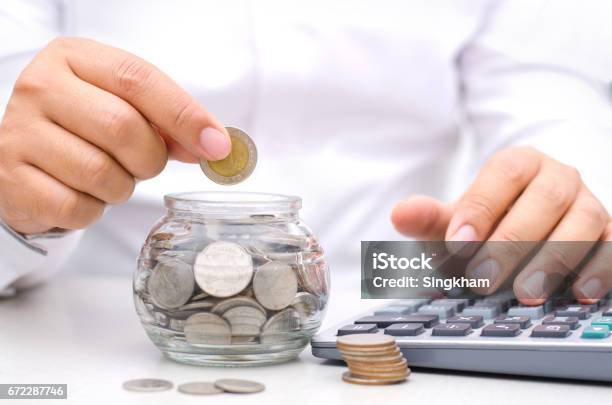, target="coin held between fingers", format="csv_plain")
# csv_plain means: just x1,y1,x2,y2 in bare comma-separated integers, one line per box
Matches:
200,127,257,185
